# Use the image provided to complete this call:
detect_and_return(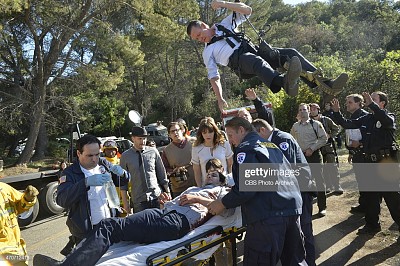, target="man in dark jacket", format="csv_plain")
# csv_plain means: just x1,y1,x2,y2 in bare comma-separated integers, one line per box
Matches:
342,94,369,213
252,118,316,266
56,134,129,250
332,92,399,234
207,117,306,266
